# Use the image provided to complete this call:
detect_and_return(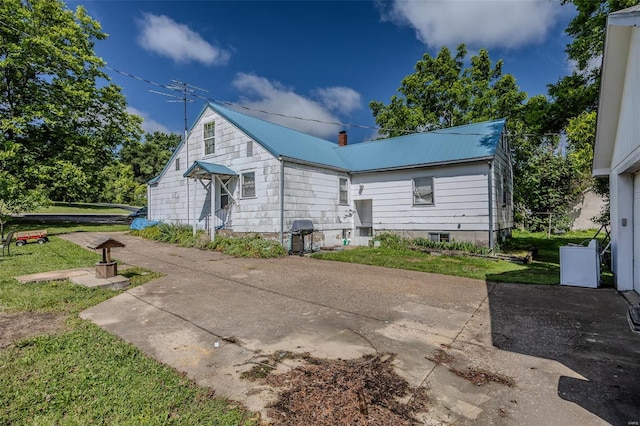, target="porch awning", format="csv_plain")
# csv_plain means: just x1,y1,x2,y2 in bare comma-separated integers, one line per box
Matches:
183,161,238,179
